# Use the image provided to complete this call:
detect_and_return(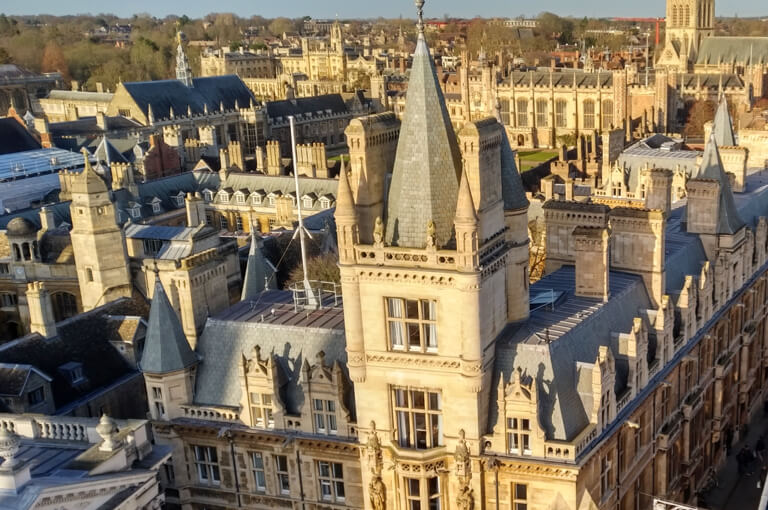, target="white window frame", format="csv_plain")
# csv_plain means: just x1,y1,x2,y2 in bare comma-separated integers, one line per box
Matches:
317,460,345,502
250,452,267,492
250,392,274,428
385,297,437,353
193,445,221,486
275,455,290,495
393,387,442,450
313,398,338,435
506,417,532,455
